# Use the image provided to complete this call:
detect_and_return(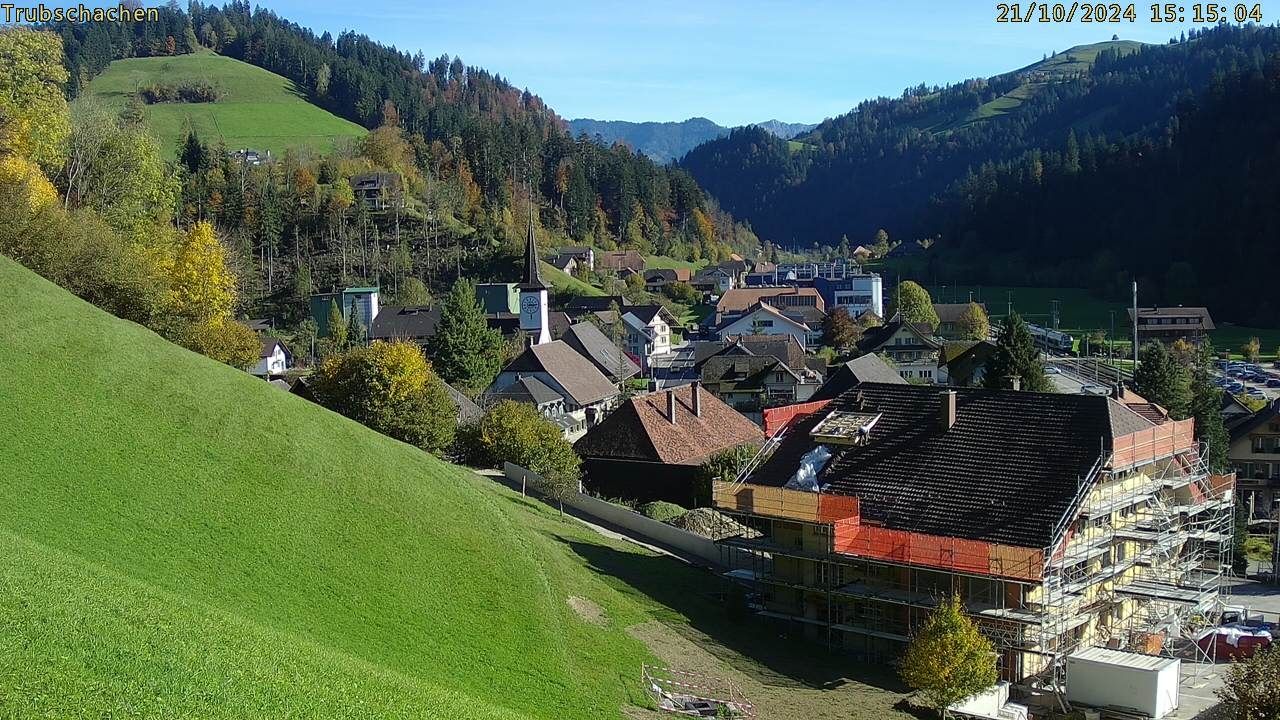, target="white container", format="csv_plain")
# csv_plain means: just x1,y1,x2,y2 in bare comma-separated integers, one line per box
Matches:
1067,647,1180,719
948,682,1010,719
